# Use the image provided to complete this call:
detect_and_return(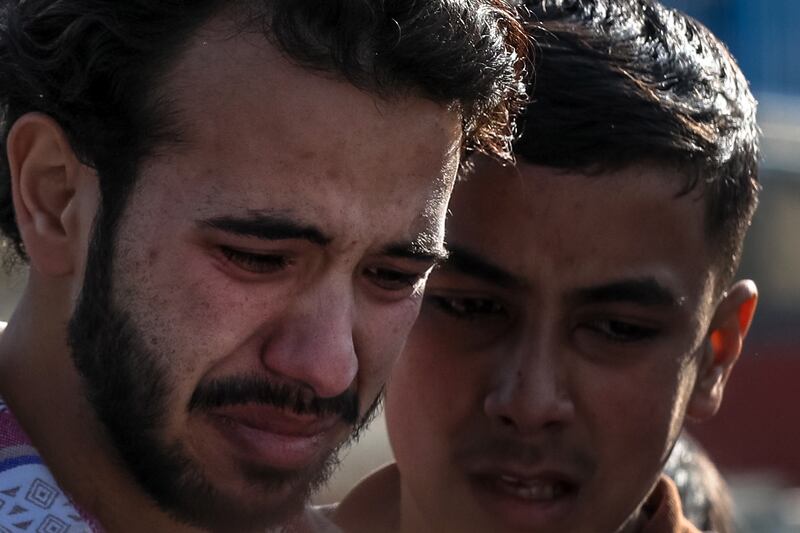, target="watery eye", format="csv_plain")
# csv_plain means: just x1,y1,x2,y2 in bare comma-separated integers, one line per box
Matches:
220,247,289,274
427,294,505,320
364,266,424,292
